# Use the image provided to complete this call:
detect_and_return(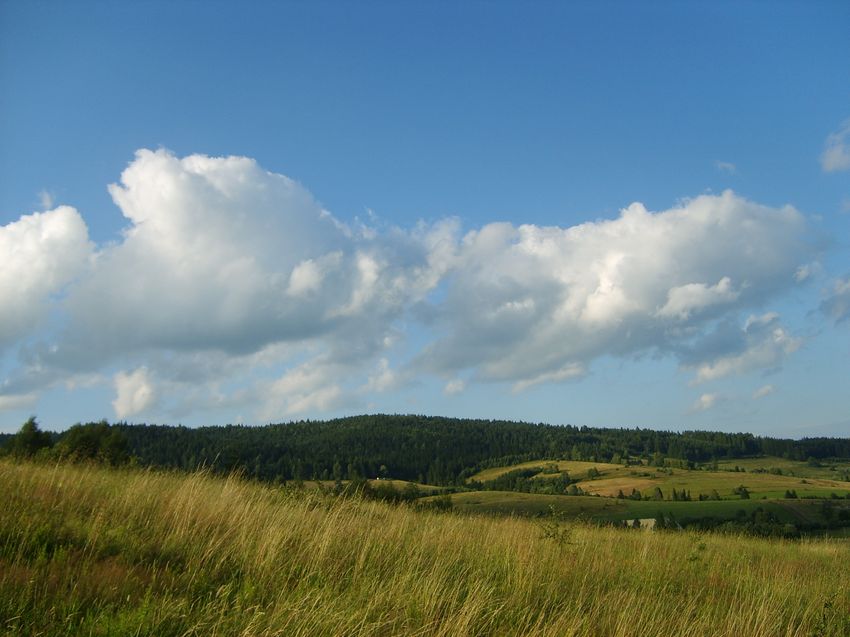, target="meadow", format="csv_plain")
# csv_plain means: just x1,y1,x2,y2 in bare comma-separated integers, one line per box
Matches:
469,457,850,500
436,490,839,527
2,459,850,636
